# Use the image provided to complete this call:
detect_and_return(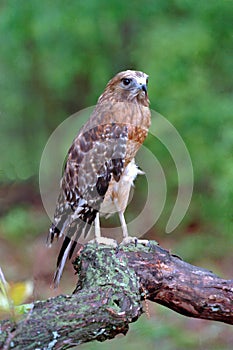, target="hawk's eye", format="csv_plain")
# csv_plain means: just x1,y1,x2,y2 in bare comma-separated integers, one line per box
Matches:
122,78,132,86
